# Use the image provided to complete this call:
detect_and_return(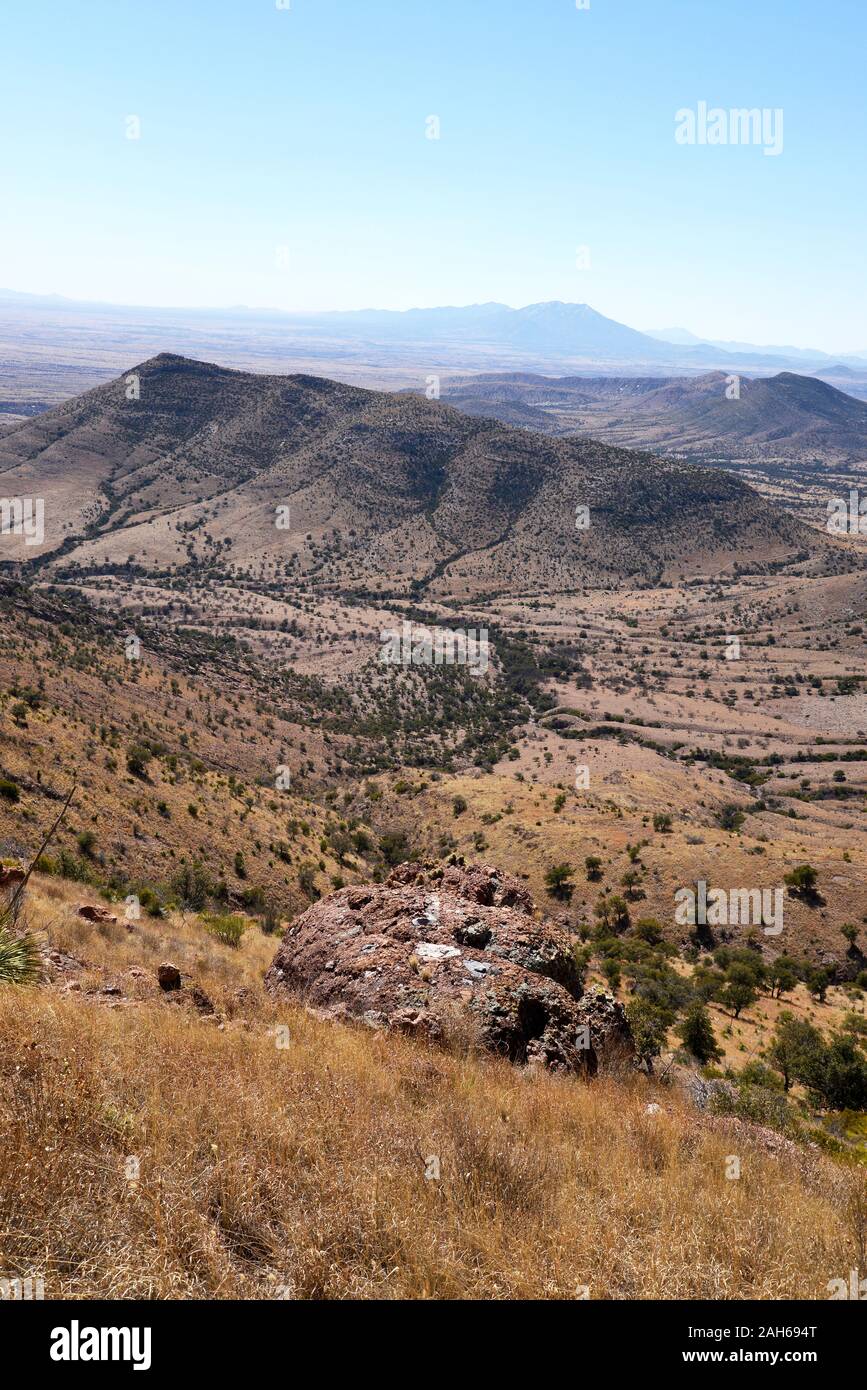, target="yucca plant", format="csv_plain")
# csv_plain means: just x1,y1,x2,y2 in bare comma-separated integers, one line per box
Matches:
0,924,42,985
